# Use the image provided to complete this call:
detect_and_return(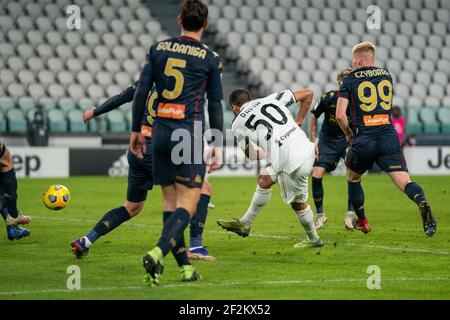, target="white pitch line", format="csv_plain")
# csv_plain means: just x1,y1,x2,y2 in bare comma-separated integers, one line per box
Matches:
1,276,449,296
32,216,450,256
